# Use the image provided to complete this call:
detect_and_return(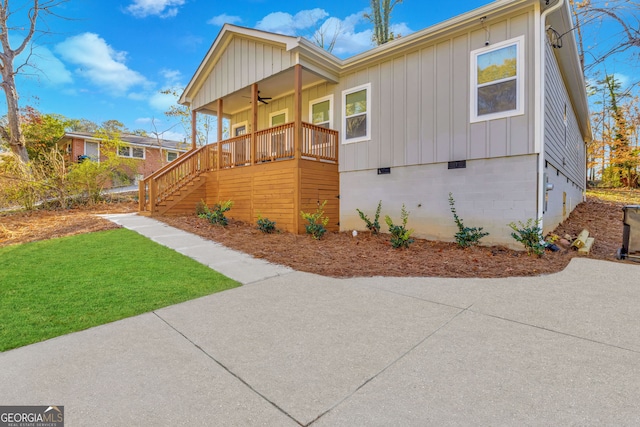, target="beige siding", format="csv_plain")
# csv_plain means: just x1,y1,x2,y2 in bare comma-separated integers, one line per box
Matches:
229,83,335,132
338,10,536,173
192,37,295,111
